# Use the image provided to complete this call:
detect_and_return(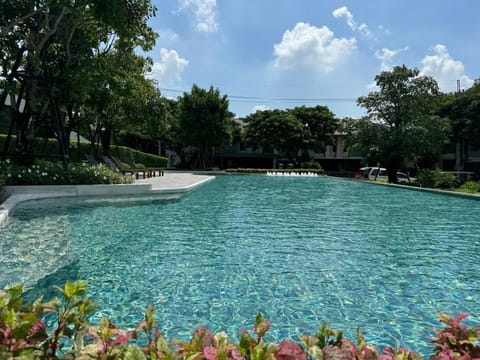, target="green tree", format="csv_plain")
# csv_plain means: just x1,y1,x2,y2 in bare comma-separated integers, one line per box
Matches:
288,105,338,160
87,47,159,156
243,109,305,166
178,85,234,169
0,0,157,163
356,65,443,182
439,82,480,170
